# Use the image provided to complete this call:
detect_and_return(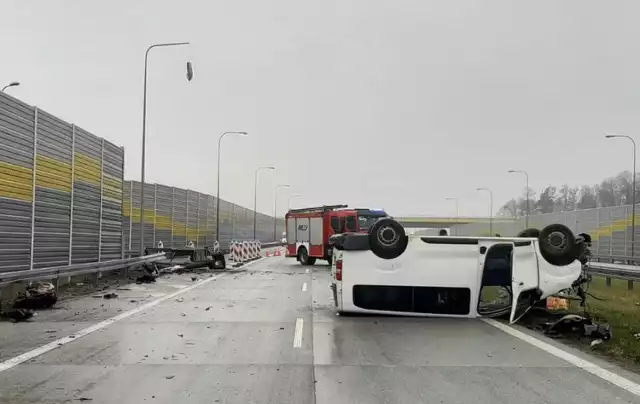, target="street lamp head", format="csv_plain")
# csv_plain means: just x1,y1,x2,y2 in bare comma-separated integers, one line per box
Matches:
605,133,622,139
266,166,275,170
8,81,19,87
507,169,516,173
186,61,194,81
238,131,248,136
